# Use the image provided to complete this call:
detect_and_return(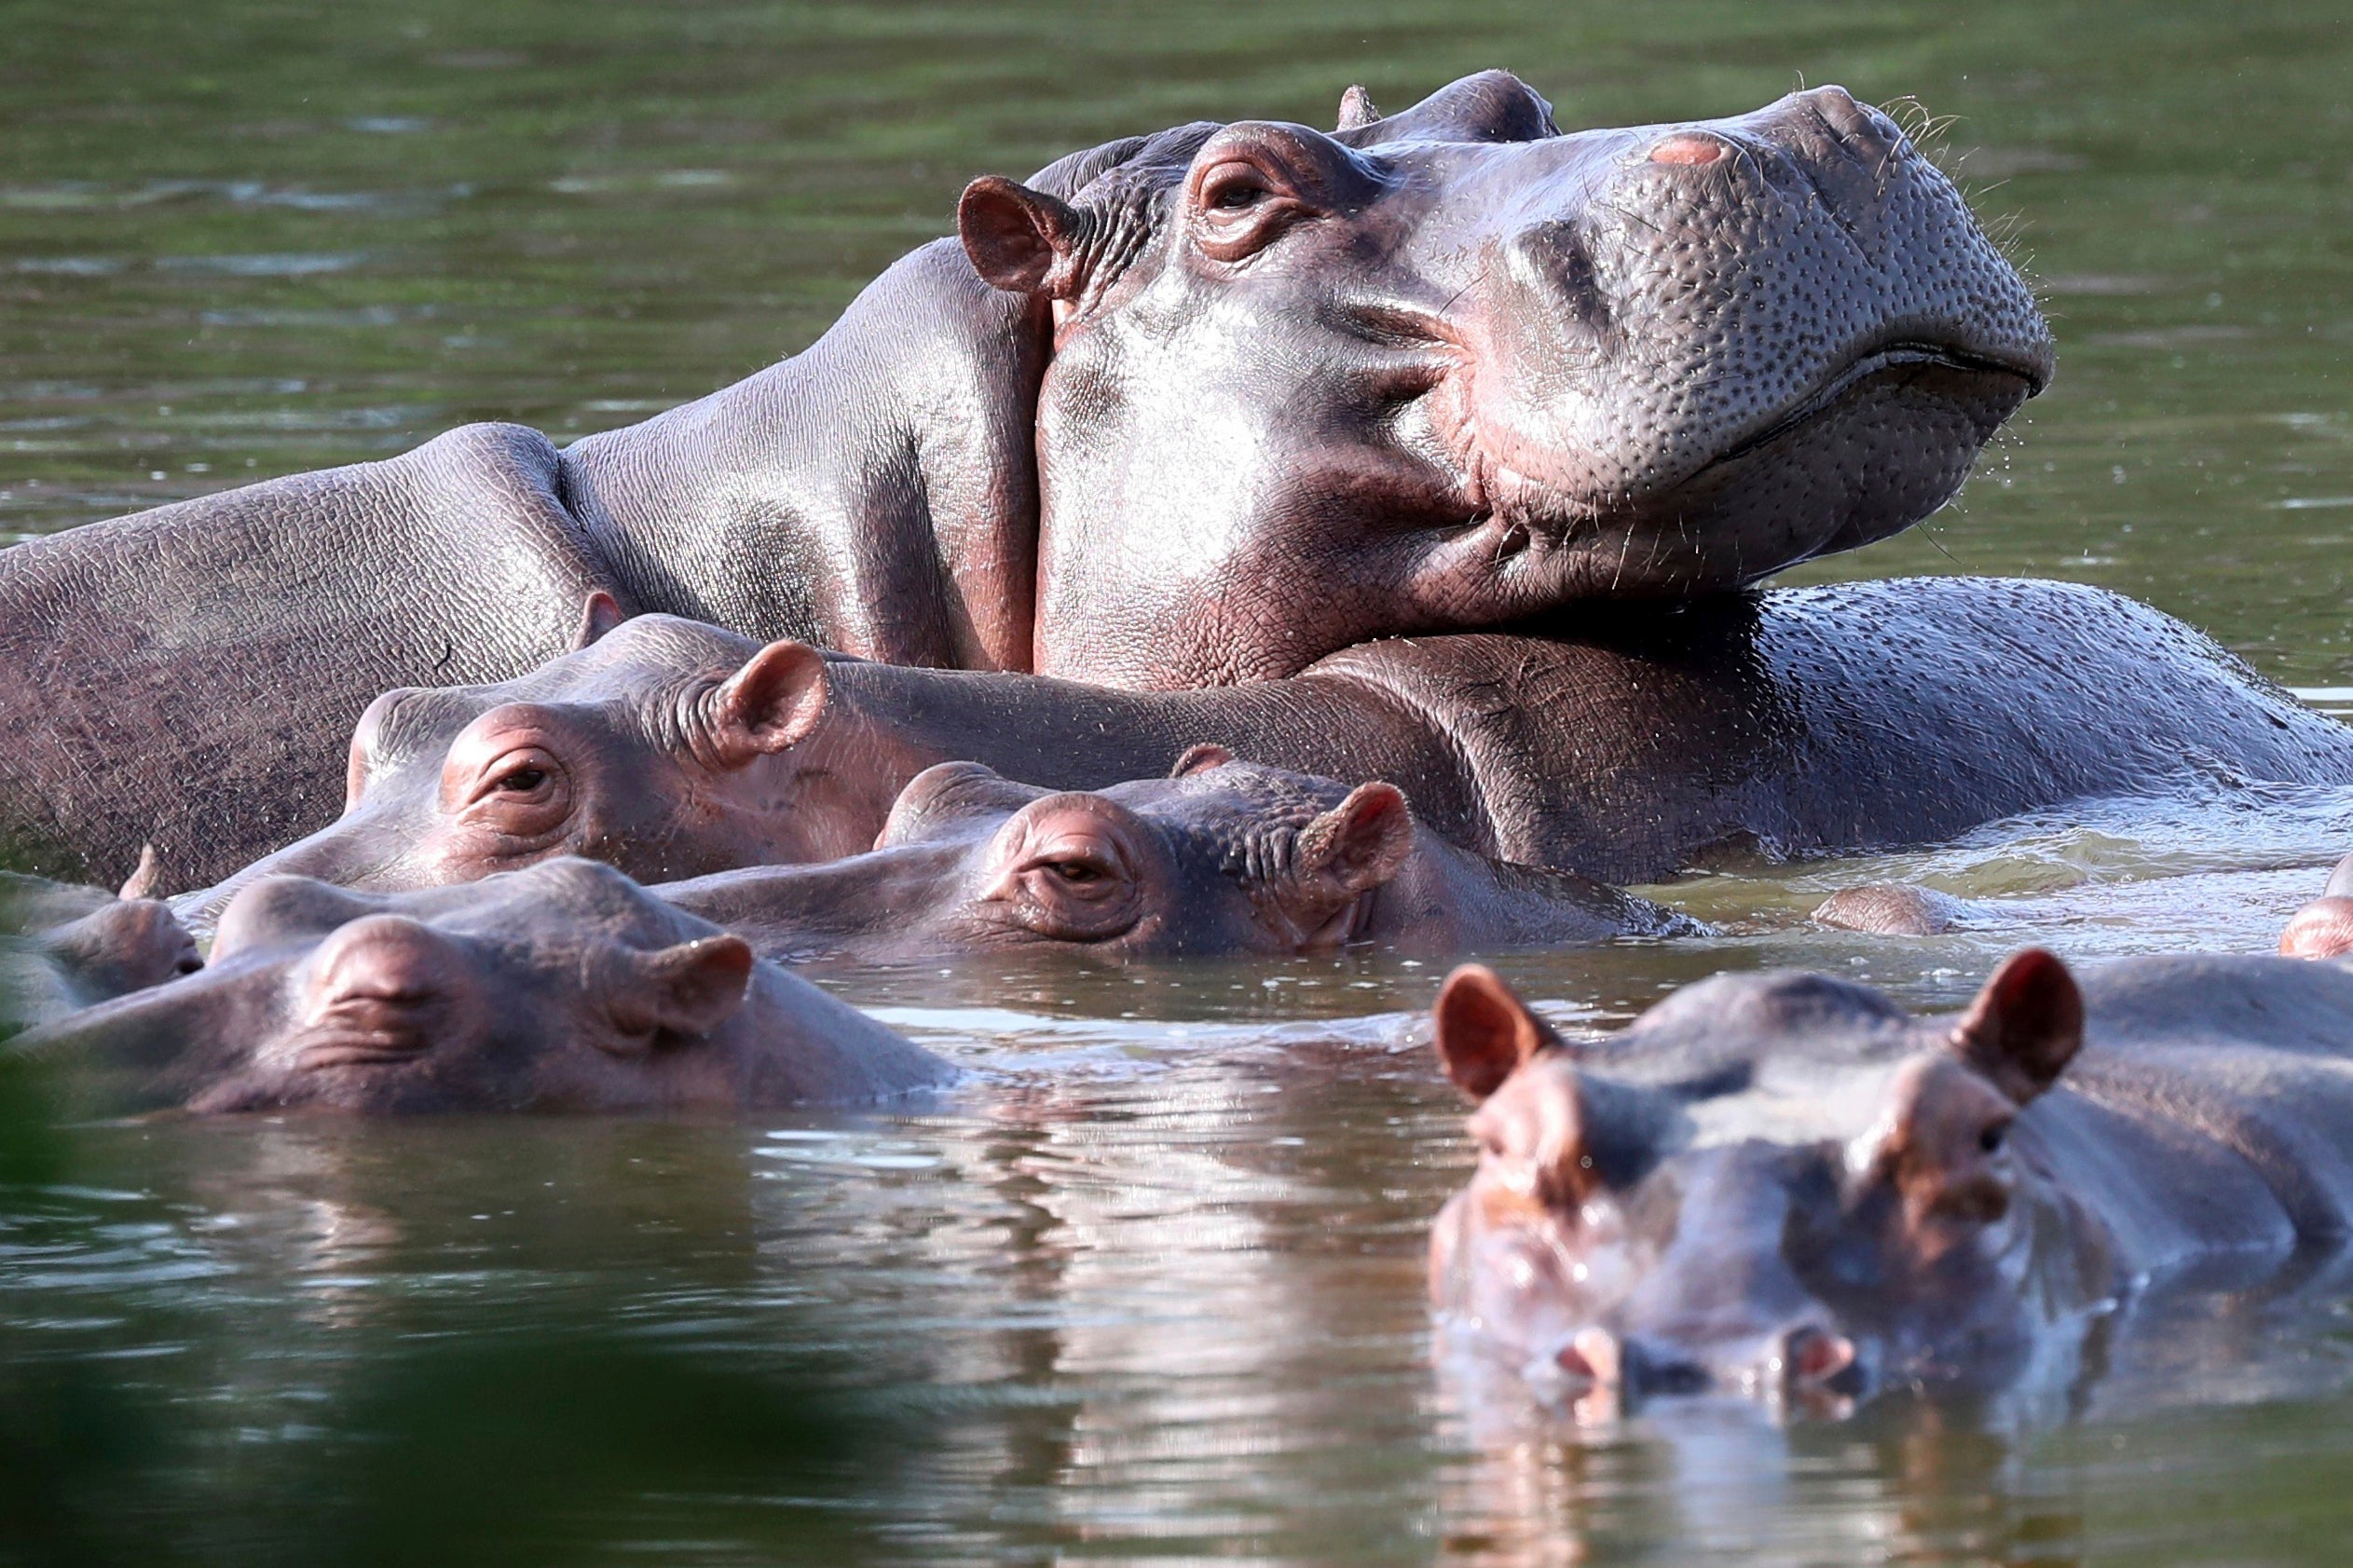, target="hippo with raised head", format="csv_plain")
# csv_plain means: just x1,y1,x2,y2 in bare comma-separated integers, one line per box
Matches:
0,73,2047,889
186,580,2353,923
656,754,1683,961
1427,949,2353,1415
16,858,950,1114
